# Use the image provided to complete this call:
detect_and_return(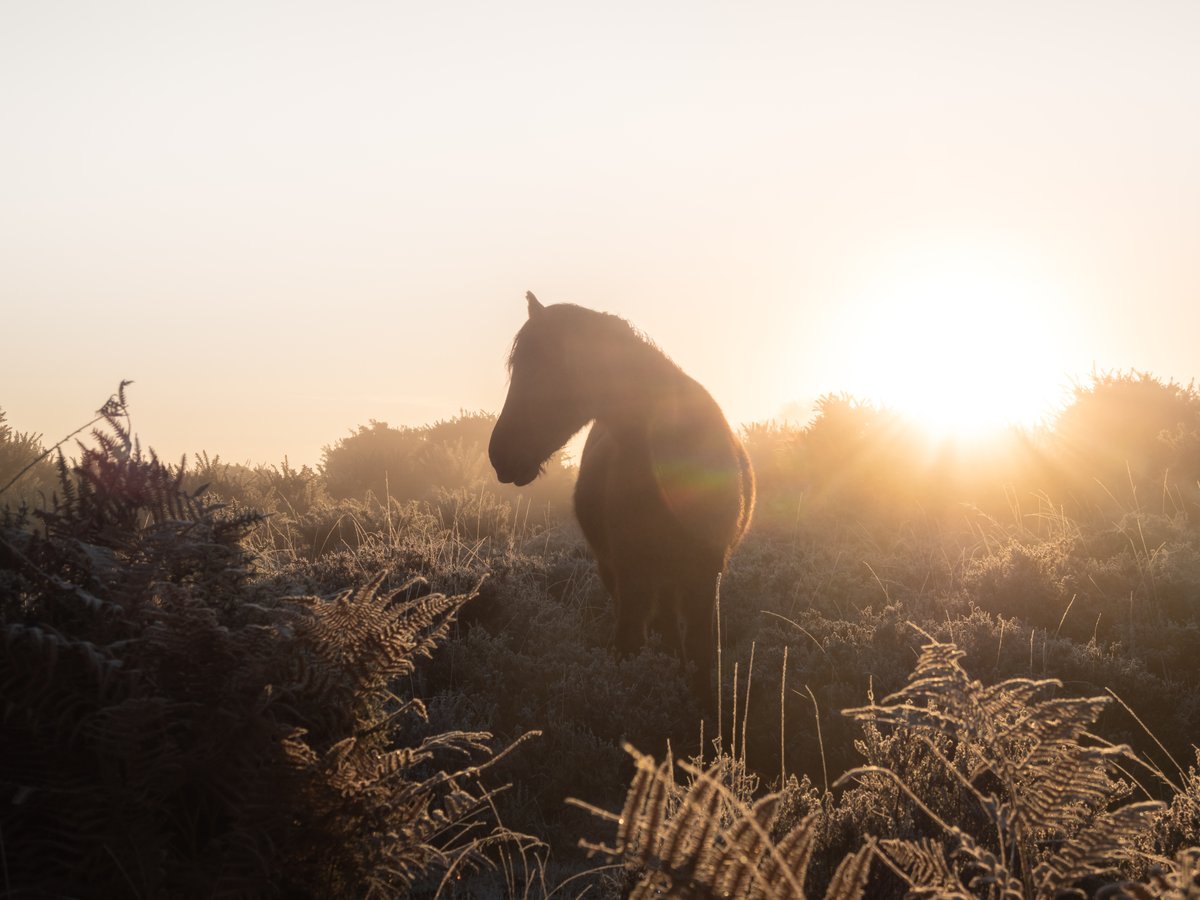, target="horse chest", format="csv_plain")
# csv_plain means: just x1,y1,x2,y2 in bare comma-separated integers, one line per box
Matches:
576,433,710,571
